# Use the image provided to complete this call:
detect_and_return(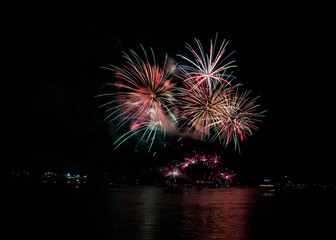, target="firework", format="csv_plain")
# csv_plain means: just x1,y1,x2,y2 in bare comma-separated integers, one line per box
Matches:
207,153,223,169
214,168,236,186
177,33,236,91
177,75,264,151
96,35,265,153
177,79,235,140
160,152,237,186
96,46,178,151
179,154,198,175
176,34,265,151
210,89,266,151
183,154,197,165
175,34,237,141
180,155,197,174
196,152,208,165
163,163,180,182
